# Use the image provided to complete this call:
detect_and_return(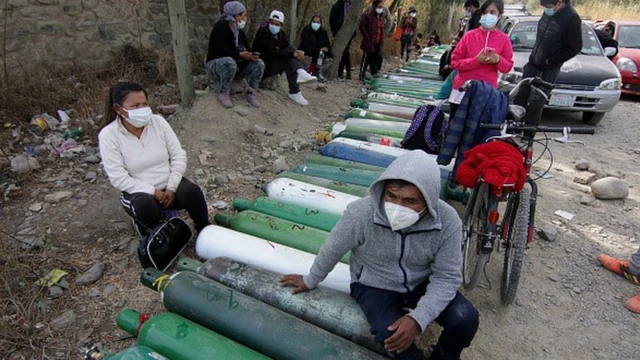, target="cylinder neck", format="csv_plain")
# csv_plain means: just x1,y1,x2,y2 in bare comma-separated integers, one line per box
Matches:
213,211,234,227
140,267,165,291
232,198,251,211
116,308,141,336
